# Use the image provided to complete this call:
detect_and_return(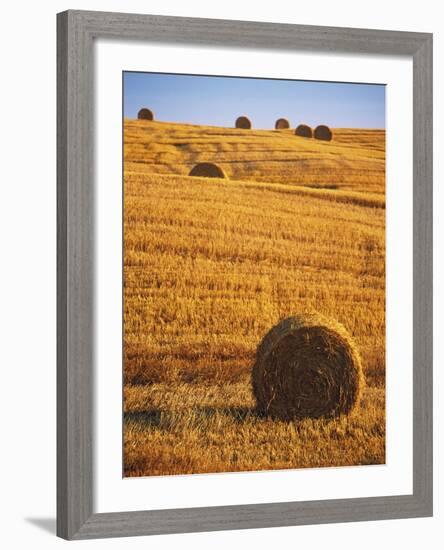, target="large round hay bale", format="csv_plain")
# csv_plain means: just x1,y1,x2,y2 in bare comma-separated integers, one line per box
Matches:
314,125,333,141
295,124,313,138
189,162,227,179
235,116,252,129
137,108,154,121
252,314,363,420
275,118,290,129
